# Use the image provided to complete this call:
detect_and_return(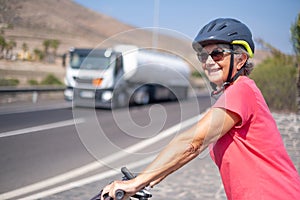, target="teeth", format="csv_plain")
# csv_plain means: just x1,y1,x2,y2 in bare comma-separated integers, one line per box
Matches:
209,68,220,72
